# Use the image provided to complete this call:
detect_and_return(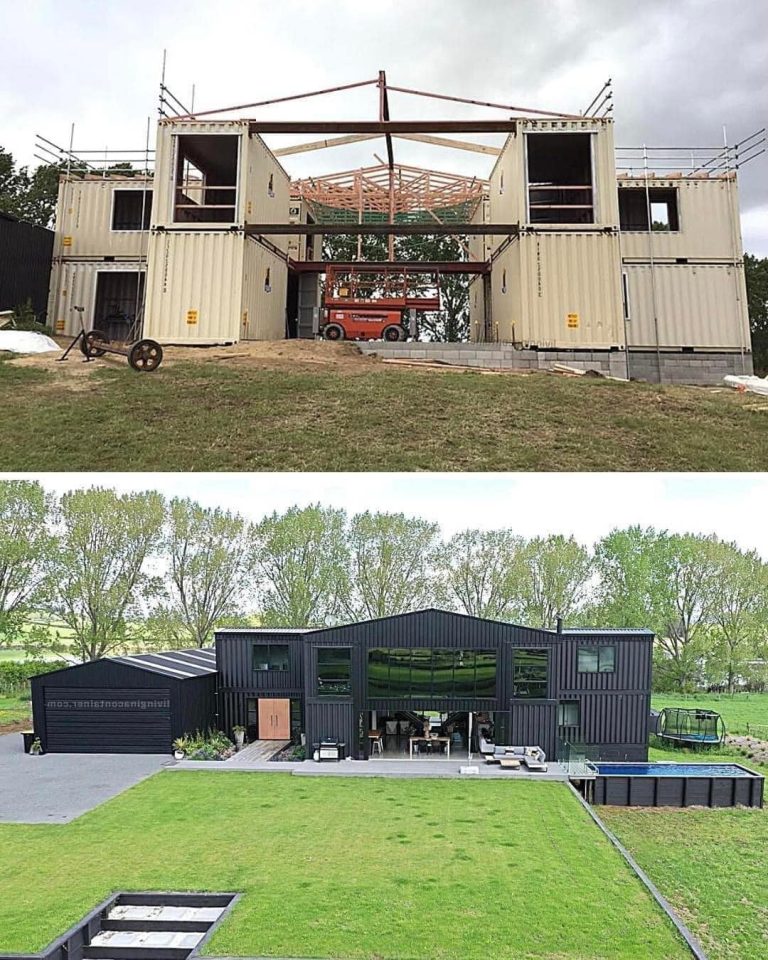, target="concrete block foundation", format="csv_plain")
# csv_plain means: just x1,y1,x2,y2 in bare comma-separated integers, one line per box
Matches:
358,342,753,386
